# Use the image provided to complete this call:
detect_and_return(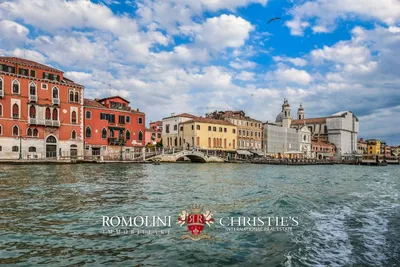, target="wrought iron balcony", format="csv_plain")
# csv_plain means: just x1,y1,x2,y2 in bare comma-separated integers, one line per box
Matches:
108,137,126,146
52,98,60,105
29,95,37,102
